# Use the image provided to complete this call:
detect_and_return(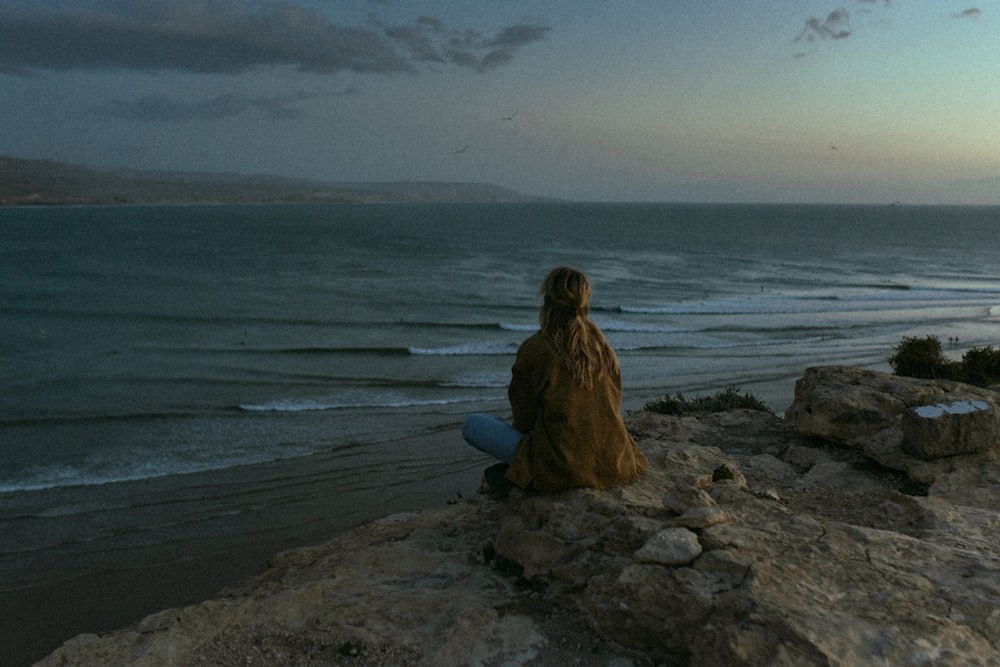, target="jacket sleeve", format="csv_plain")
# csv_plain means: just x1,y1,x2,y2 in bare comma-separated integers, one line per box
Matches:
508,347,539,433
